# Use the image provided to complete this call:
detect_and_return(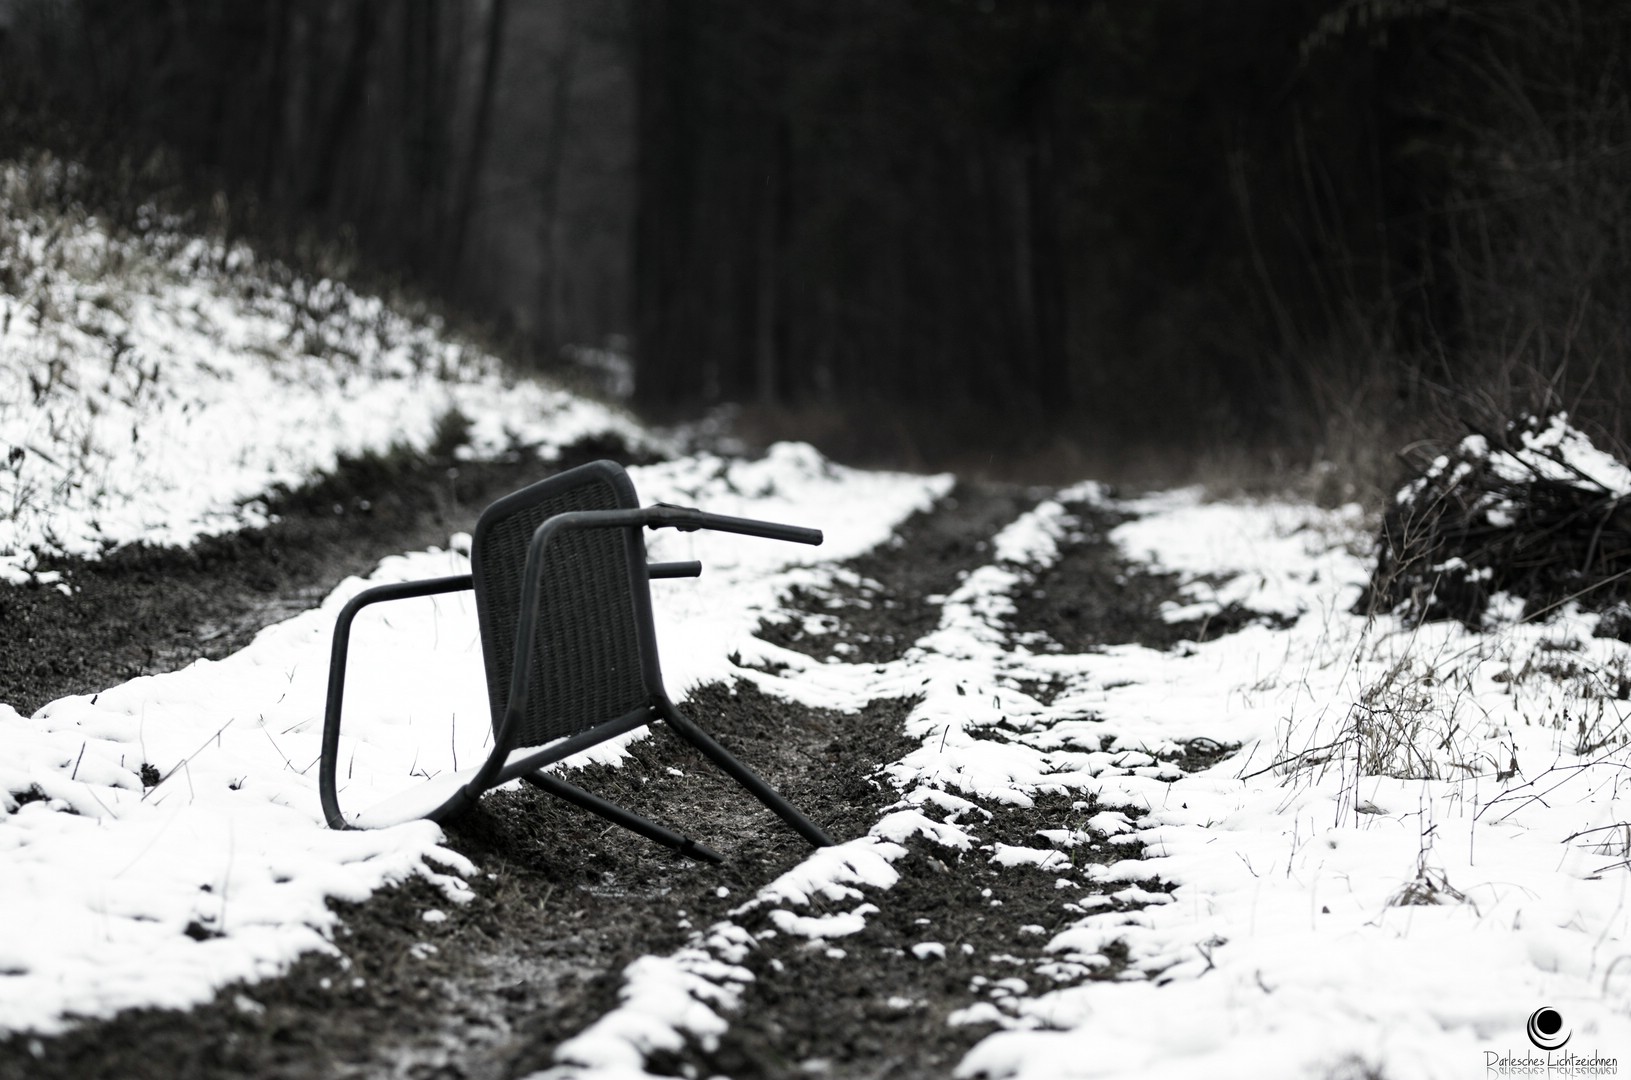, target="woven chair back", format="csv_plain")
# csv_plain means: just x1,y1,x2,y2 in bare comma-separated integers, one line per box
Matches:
469,462,654,748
